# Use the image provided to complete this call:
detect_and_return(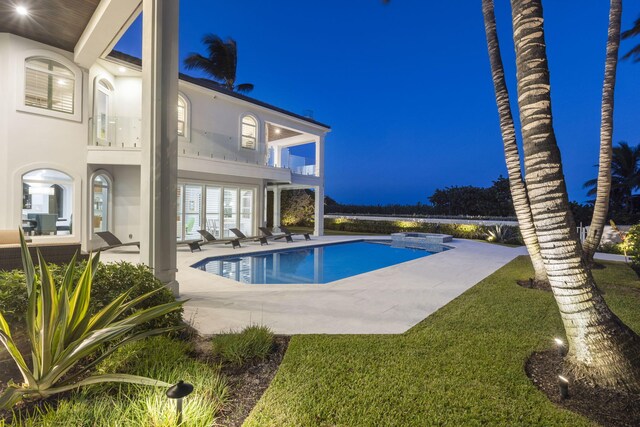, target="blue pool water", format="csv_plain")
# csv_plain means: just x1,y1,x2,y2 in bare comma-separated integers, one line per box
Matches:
192,240,447,284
